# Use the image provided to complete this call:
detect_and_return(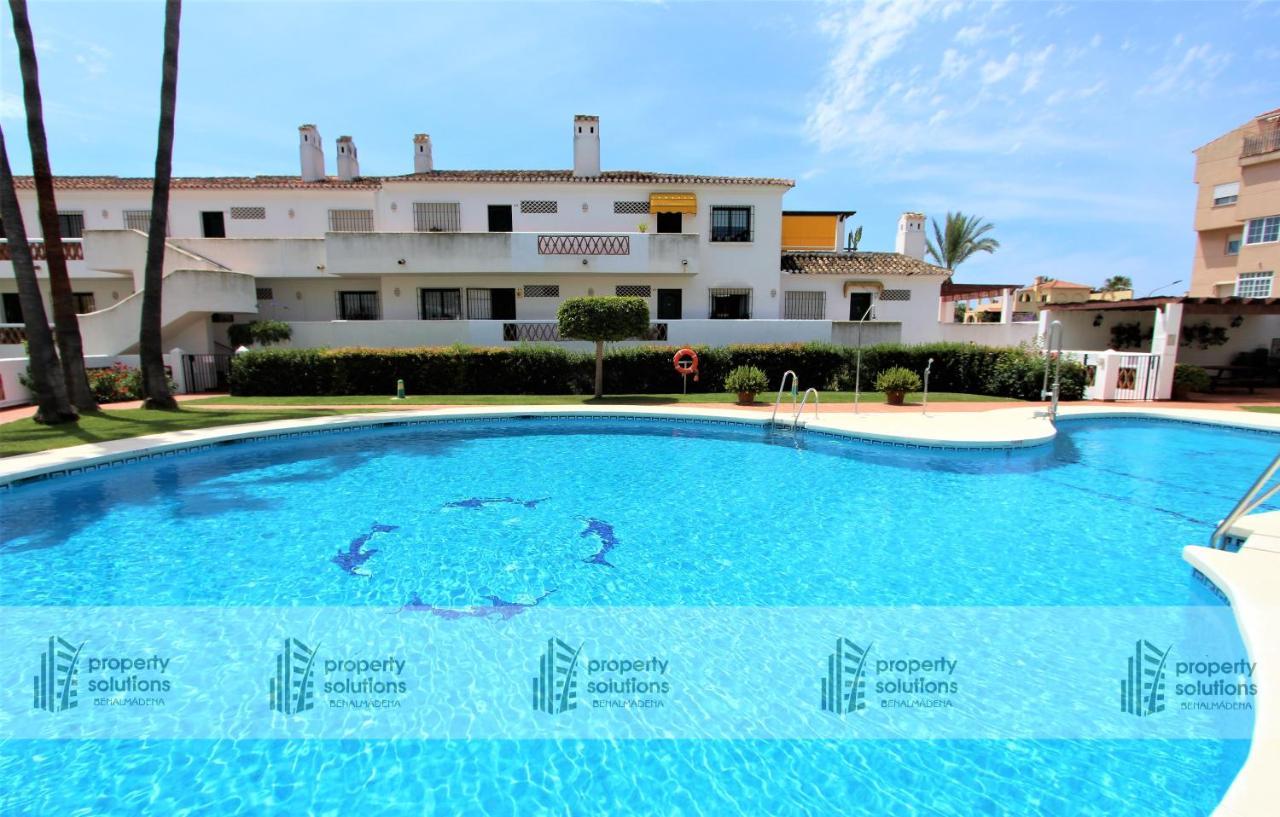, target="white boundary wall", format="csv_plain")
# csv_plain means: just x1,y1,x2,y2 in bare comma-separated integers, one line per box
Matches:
0,352,185,408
